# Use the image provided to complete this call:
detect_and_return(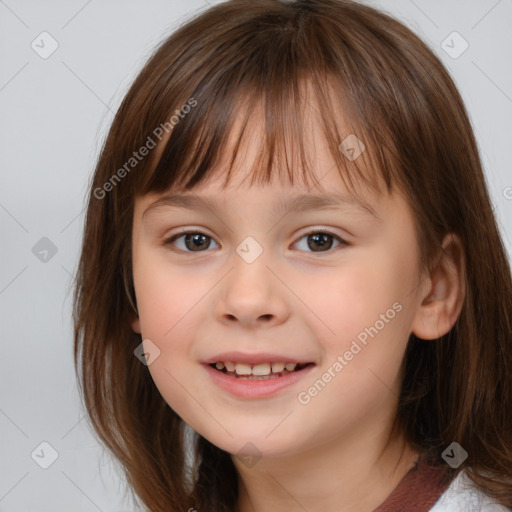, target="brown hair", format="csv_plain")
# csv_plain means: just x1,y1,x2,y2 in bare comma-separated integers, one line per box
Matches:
72,0,512,510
